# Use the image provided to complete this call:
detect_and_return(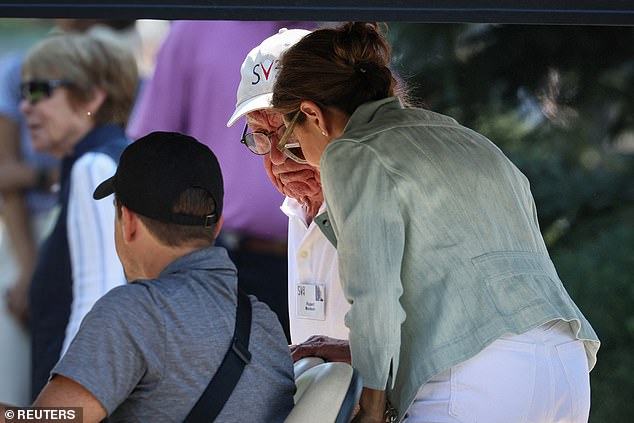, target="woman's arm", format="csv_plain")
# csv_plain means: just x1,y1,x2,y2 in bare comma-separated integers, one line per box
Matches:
321,140,407,393
0,115,37,326
352,387,387,423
